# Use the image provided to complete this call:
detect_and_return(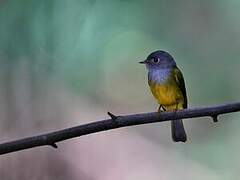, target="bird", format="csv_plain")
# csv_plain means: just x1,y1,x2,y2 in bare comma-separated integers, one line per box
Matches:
139,50,187,142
